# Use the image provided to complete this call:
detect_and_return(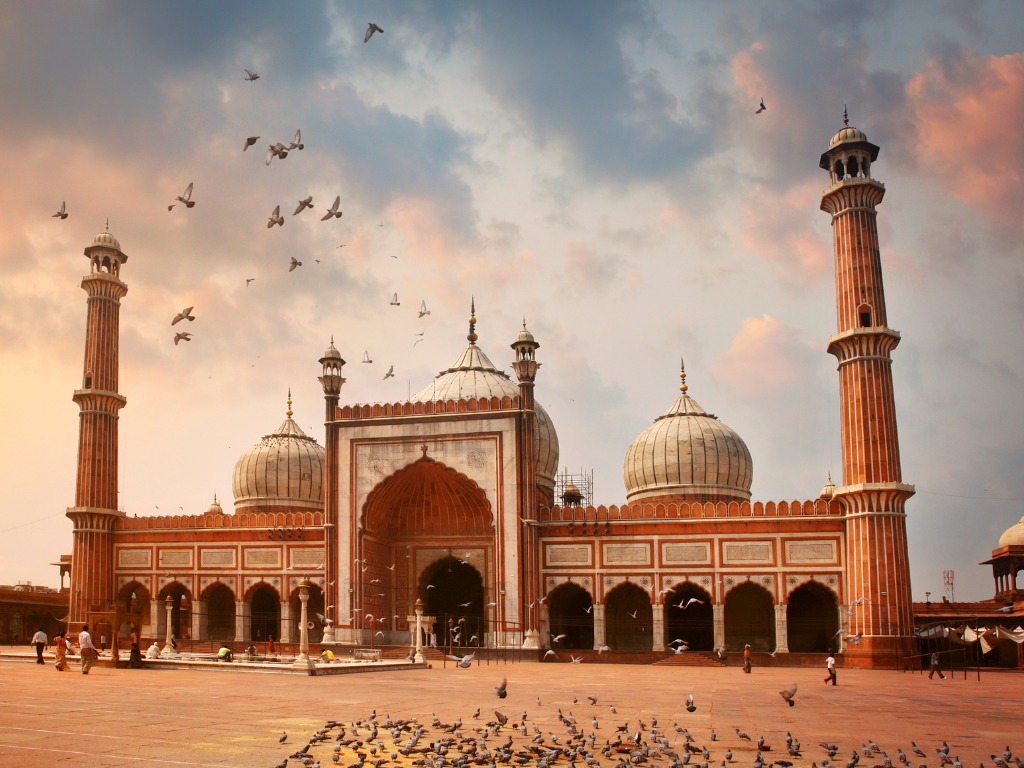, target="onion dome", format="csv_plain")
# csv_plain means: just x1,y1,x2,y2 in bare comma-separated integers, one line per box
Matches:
92,230,122,251
562,482,583,507
204,494,225,515
998,514,1024,548
232,392,325,512
819,472,836,500
322,337,343,361
411,302,559,489
623,360,752,503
